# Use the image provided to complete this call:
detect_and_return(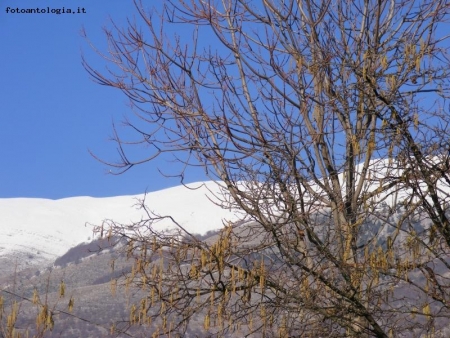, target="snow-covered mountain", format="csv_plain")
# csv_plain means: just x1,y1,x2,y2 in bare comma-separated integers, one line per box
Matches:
0,181,241,275
2,164,450,337
2,157,450,276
